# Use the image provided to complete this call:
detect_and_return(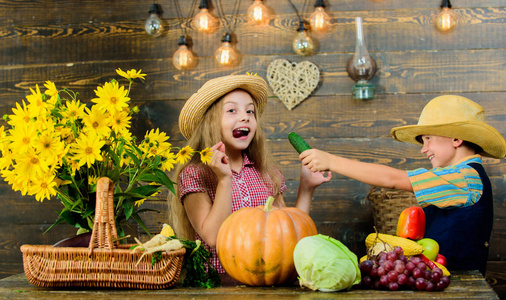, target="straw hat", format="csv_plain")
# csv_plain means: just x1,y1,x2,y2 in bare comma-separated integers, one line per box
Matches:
391,95,506,159
179,75,268,140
